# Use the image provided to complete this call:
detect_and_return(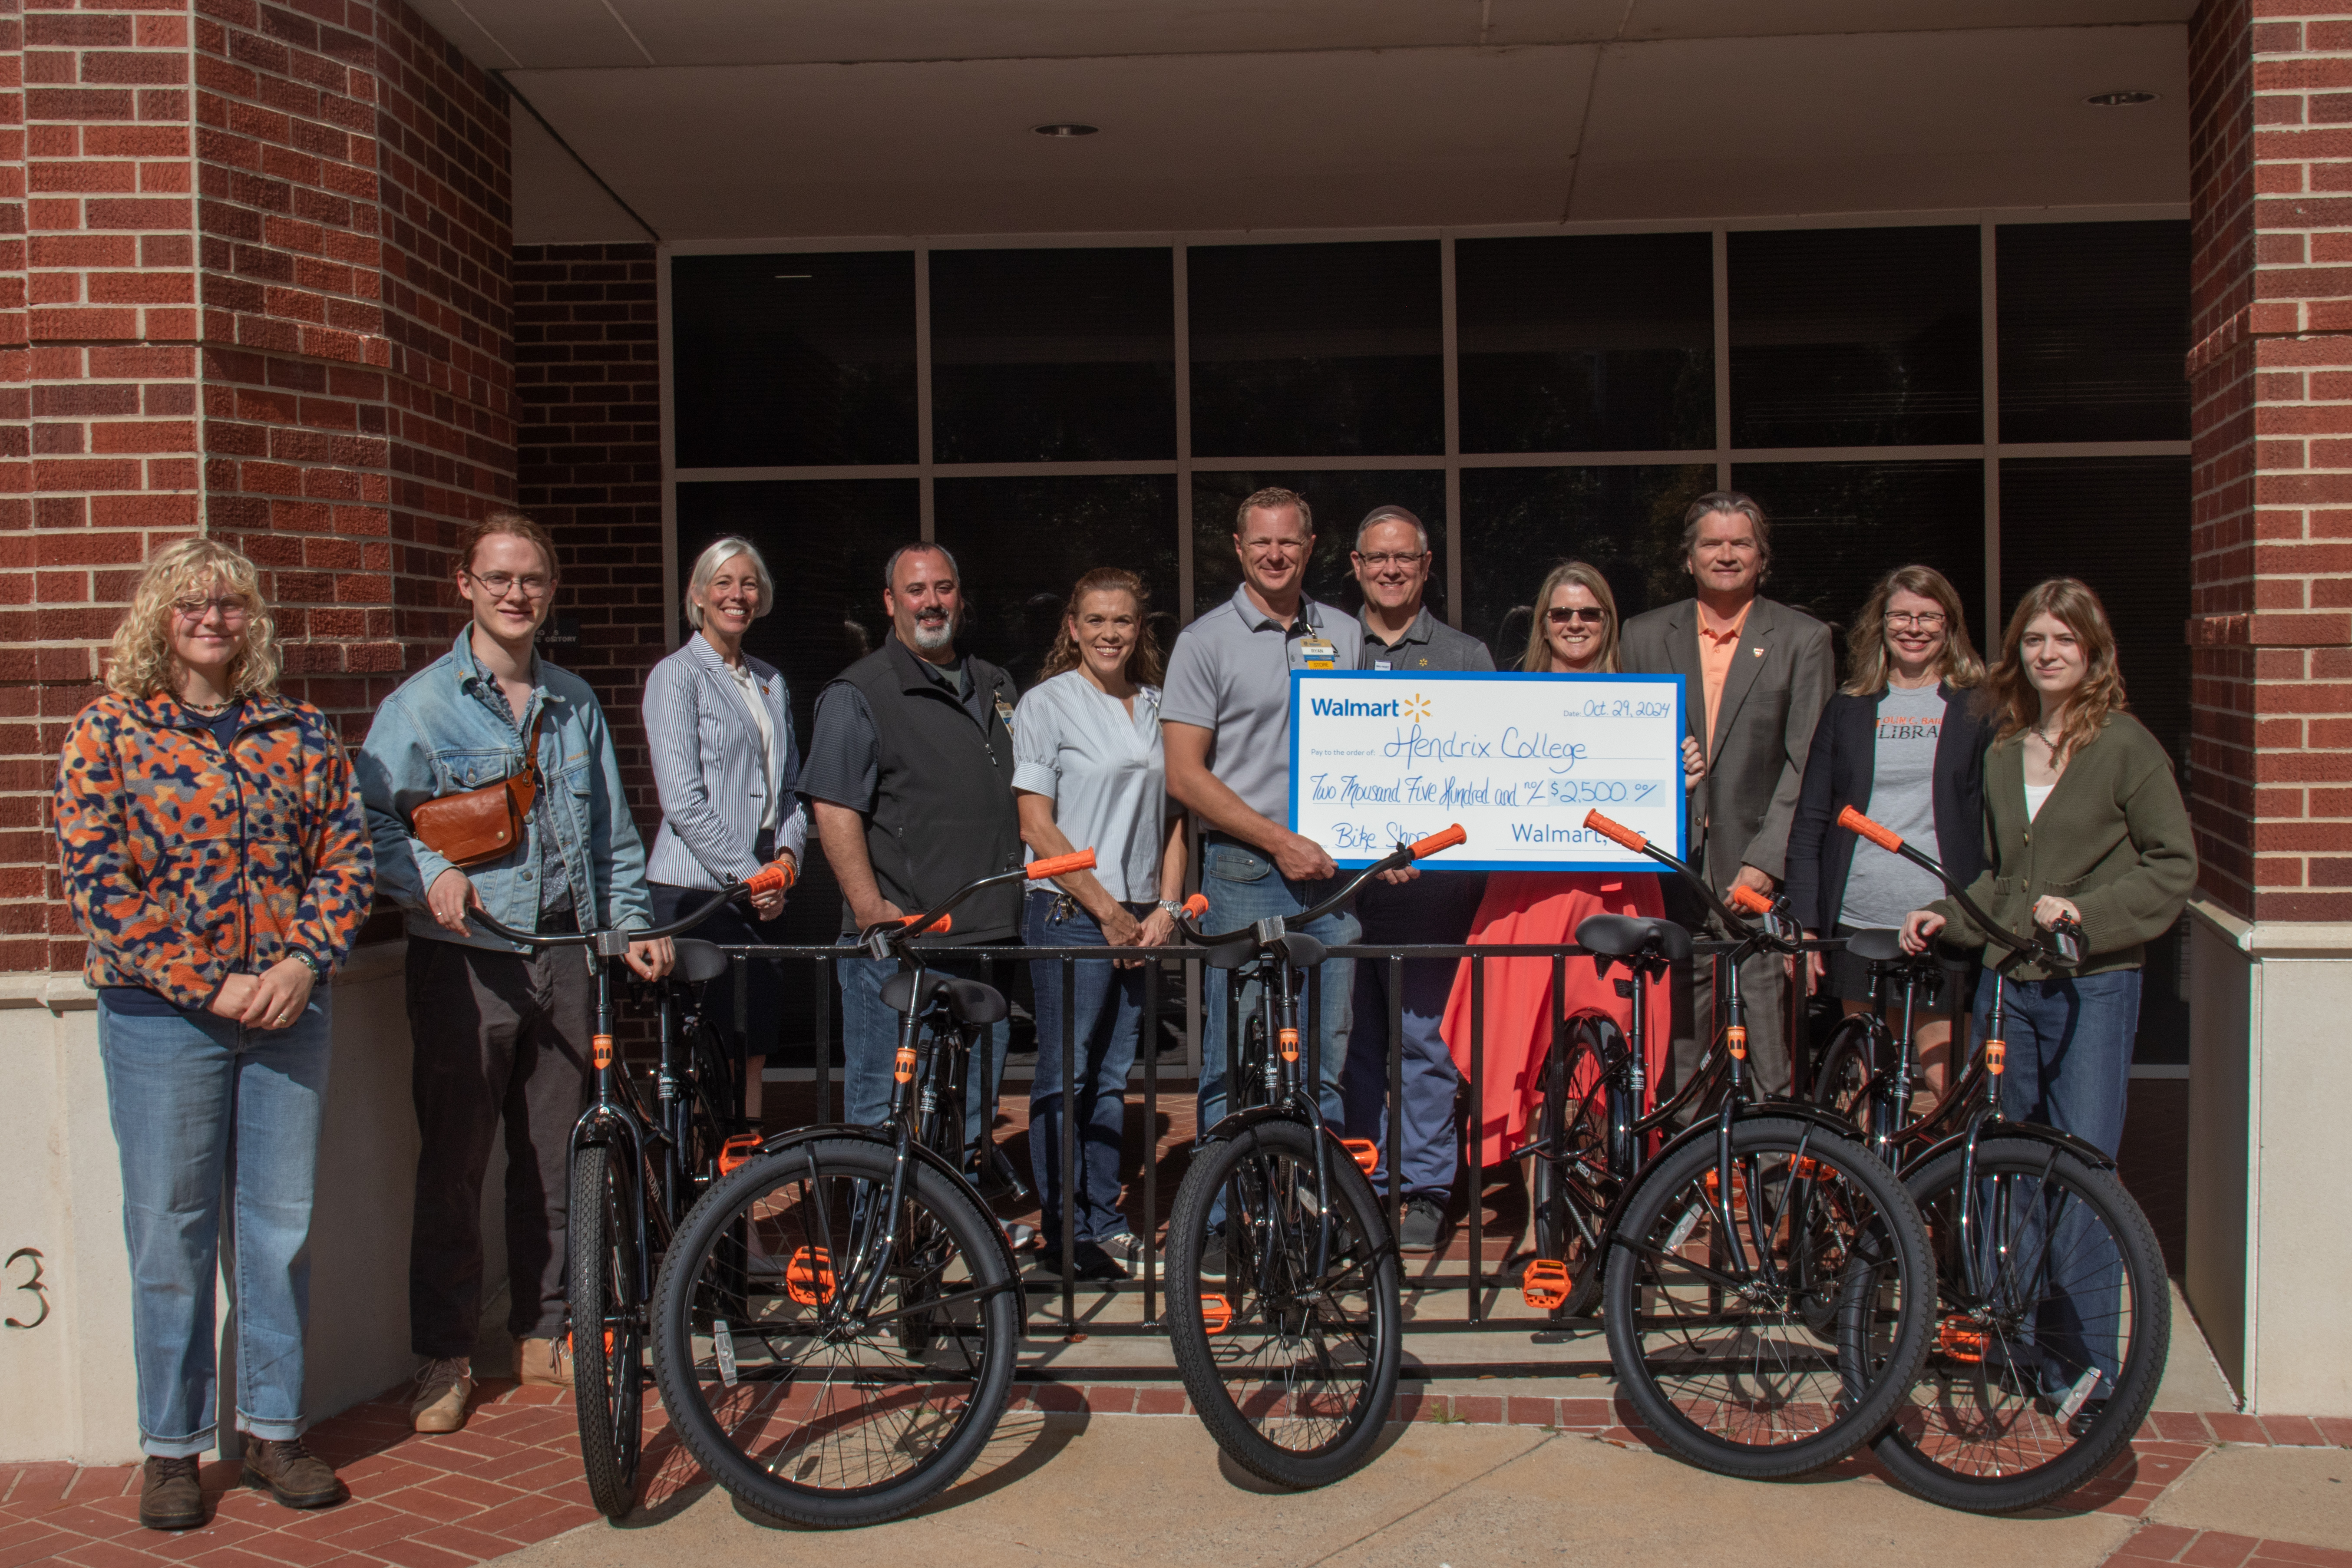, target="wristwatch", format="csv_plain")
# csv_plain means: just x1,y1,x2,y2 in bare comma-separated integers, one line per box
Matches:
289,950,325,981
1156,899,1186,922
